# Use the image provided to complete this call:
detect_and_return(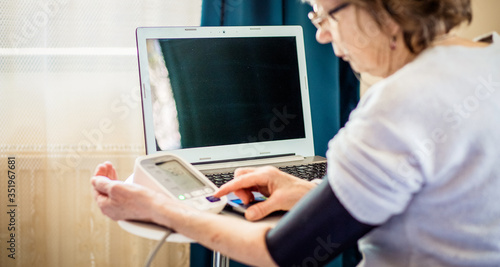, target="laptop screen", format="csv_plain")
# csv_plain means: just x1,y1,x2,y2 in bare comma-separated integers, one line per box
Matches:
148,37,305,151
137,26,314,163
